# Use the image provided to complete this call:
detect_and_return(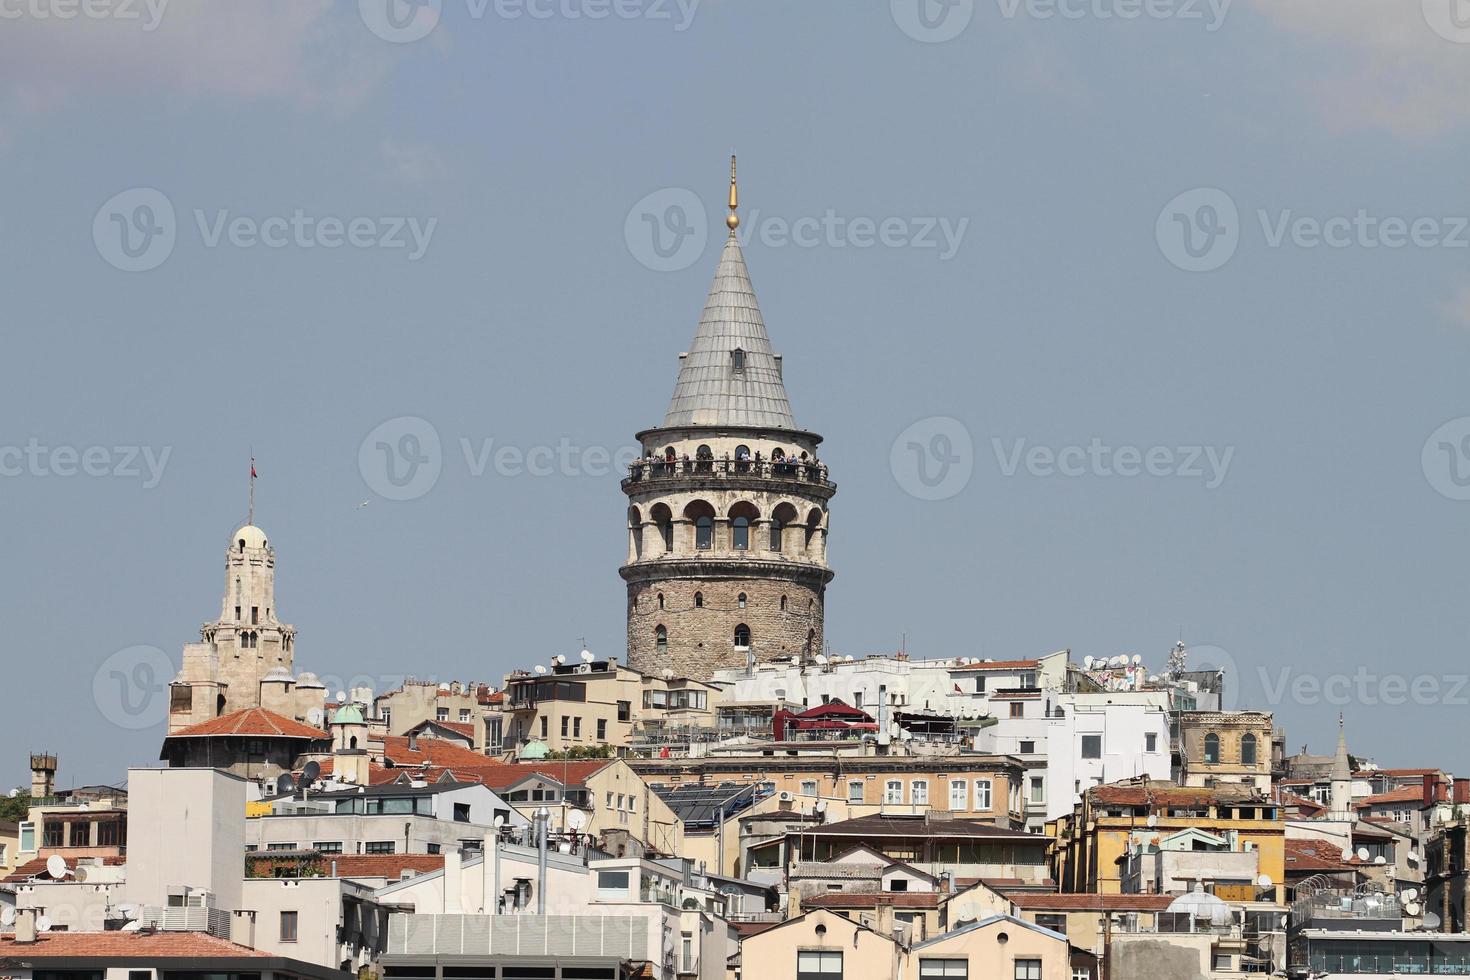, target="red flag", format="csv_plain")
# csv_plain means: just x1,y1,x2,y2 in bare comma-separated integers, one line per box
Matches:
250,462,257,478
